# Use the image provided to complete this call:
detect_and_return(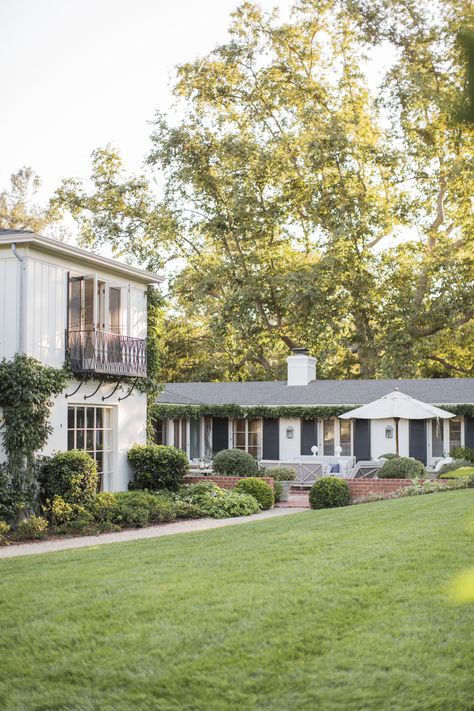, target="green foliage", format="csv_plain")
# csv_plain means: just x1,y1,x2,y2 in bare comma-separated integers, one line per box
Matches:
379,453,398,460
211,449,259,477
39,450,99,506
234,478,273,510
179,482,260,518
0,355,68,490
309,477,351,510
0,520,11,545
0,463,35,522
128,444,188,492
401,477,470,495
266,467,296,482
112,491,176,528
439,458,472,474
438,467,474,481
0,167,62,233
273,481,283,503
12,515,48,541
152,404,352,421
450,447,474,463
378,457,425,479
